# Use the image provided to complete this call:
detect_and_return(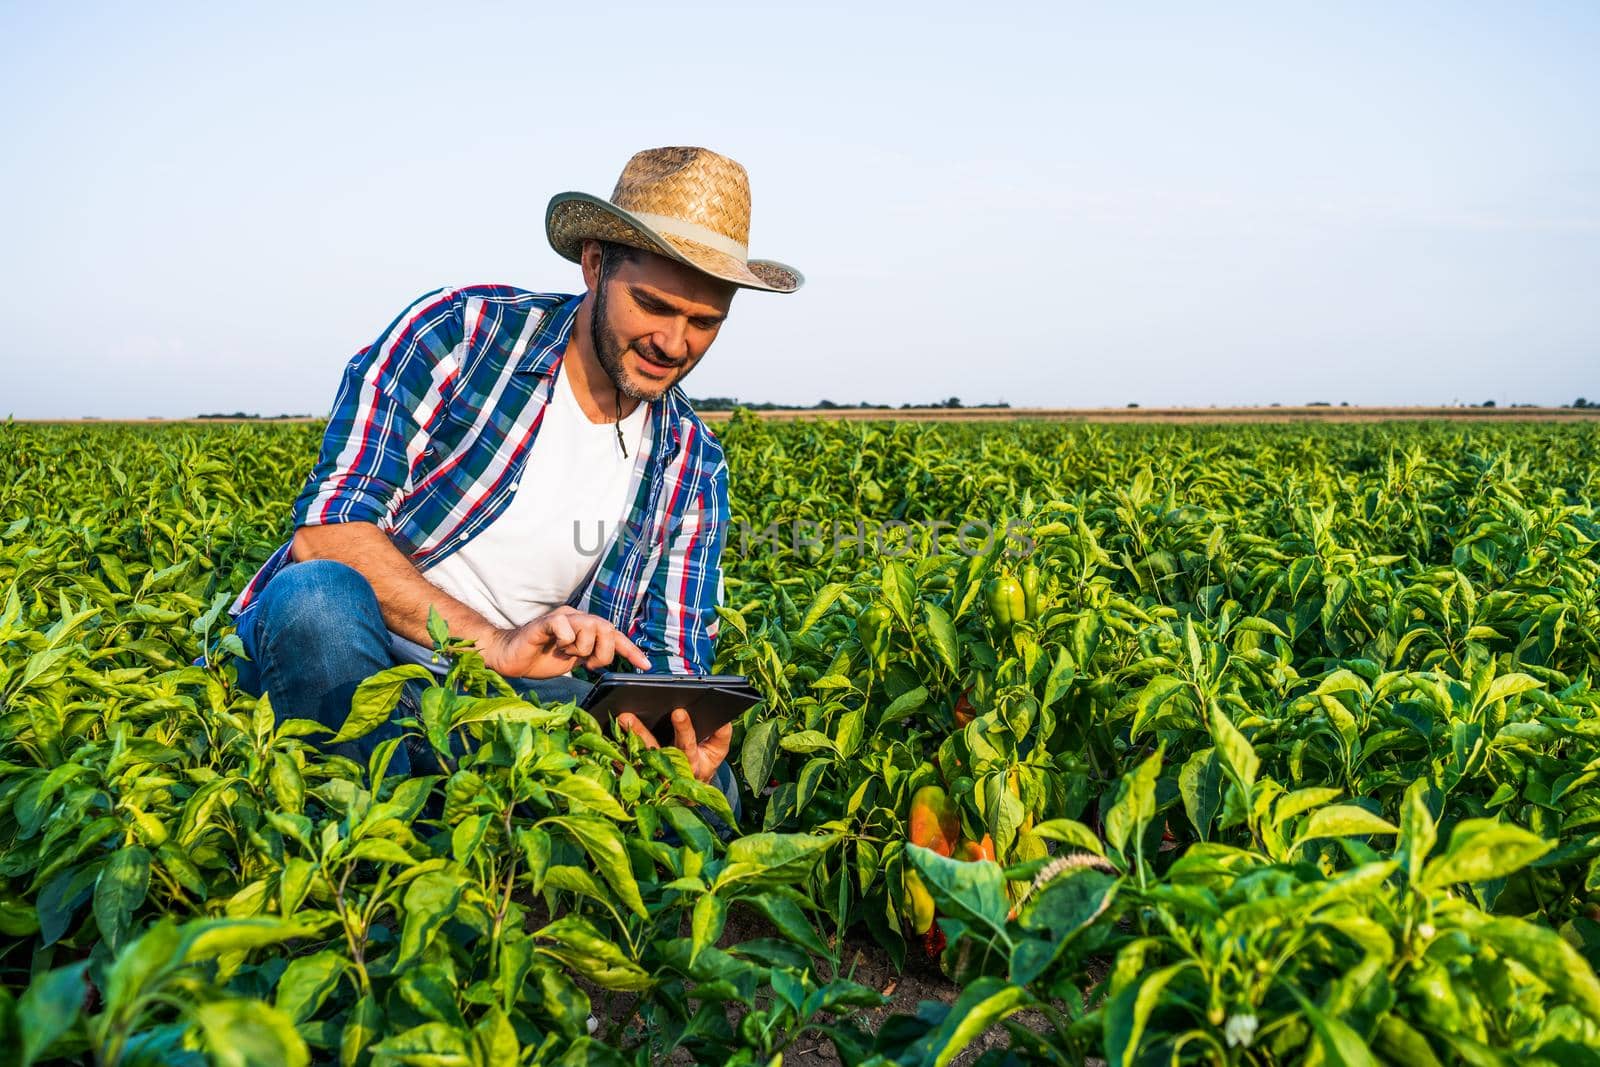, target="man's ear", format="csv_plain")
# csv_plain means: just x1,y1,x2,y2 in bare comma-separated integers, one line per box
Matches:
580,240,604,293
